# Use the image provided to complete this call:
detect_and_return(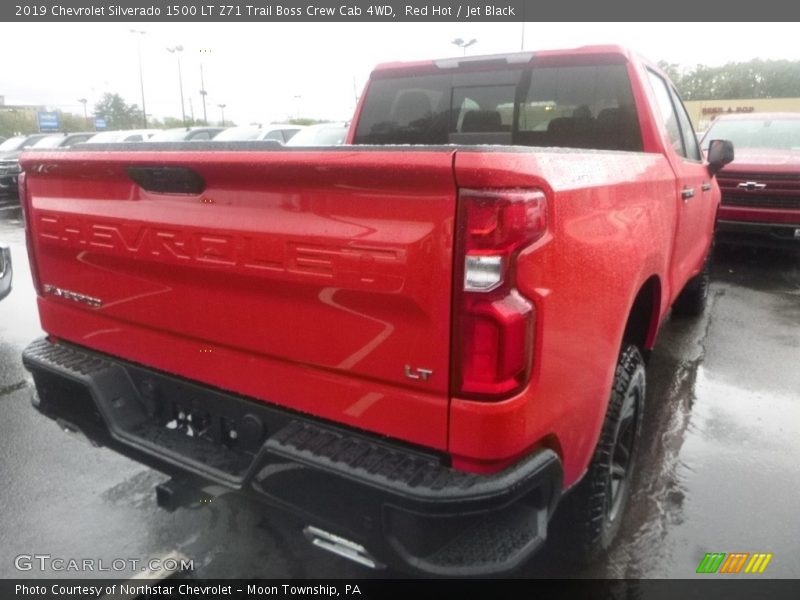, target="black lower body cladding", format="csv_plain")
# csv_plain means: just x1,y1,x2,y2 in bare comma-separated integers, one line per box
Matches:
23,337,562,576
